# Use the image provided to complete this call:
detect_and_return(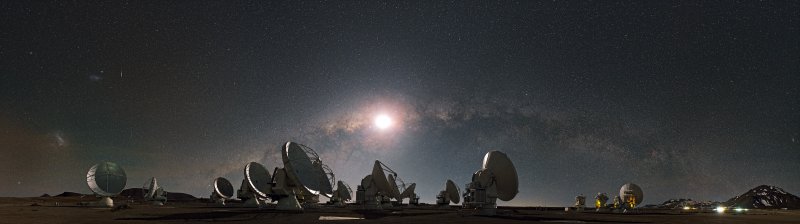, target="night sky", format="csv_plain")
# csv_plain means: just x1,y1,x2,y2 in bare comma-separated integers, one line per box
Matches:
1,1,798,206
